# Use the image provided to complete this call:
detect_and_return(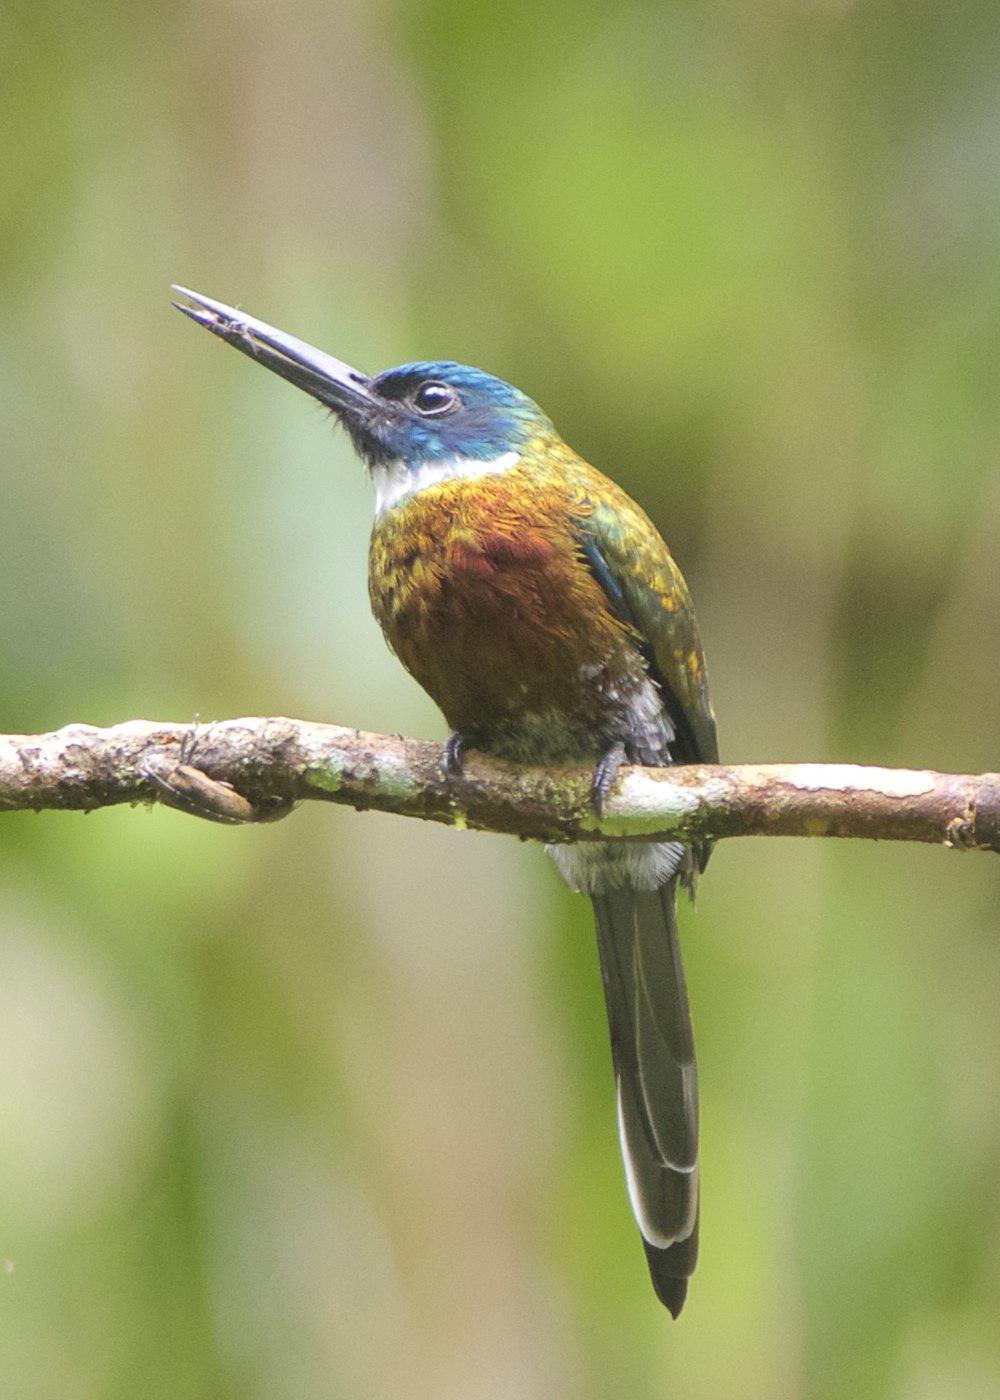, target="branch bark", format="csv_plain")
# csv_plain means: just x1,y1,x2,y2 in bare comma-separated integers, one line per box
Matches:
2,716,999,853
